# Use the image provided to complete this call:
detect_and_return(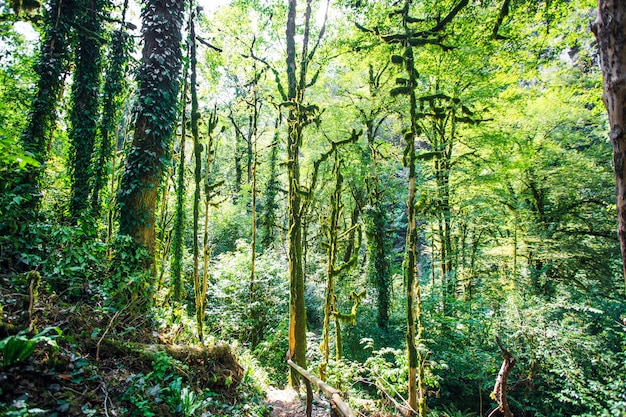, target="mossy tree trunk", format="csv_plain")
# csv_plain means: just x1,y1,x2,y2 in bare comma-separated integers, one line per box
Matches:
320,154,342,382
189,5,206,342
319,150,362,381
249,75,260,298
285,0,305,385
171,13,191,302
